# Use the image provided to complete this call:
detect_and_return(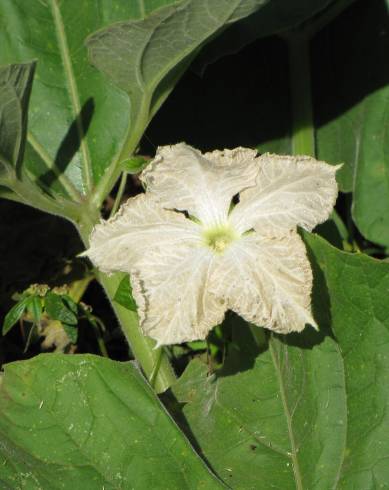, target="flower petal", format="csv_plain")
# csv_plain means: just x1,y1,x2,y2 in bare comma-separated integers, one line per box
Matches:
230,153,339,234
132,244,226,346
209,231,316,334
85,193,202,274
141,143,259,226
